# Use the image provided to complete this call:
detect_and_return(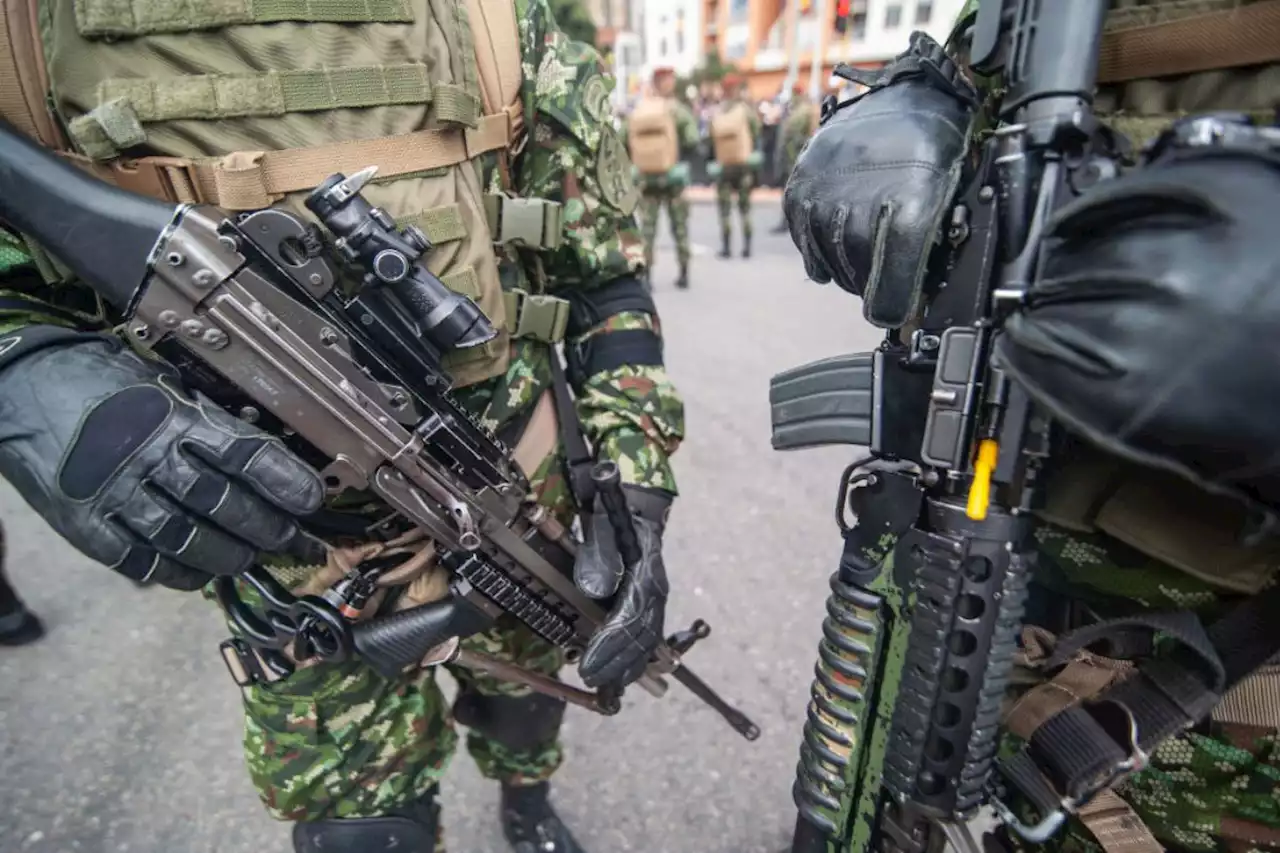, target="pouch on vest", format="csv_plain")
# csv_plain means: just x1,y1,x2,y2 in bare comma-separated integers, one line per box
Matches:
711,103,753,166
997,139,1280,521
6,0,568,388
1037,443,1280,596
628,97,679,175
